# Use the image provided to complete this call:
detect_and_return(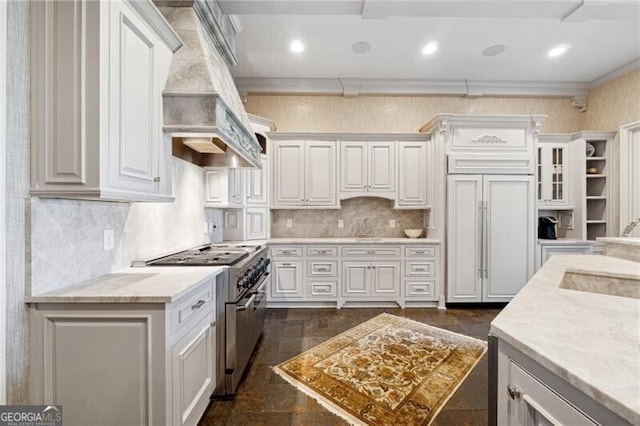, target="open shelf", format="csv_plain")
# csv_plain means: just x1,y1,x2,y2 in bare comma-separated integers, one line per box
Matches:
584,138,609,240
